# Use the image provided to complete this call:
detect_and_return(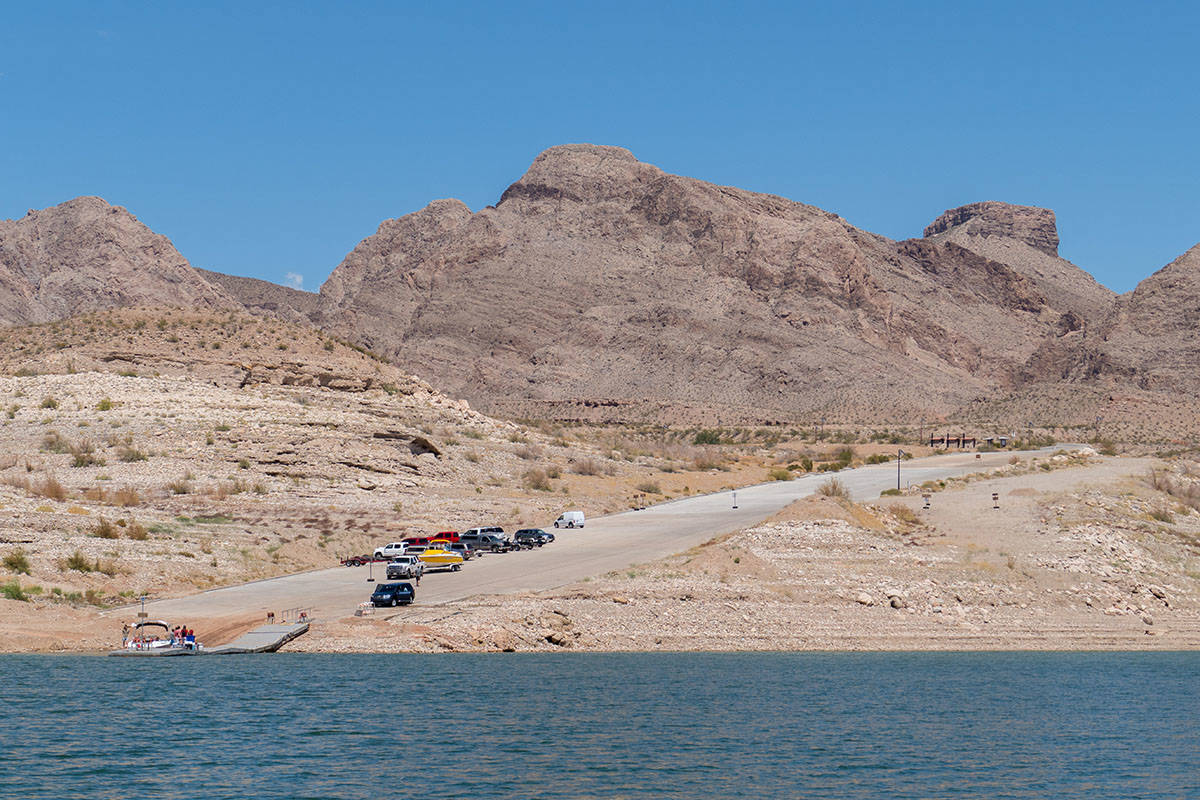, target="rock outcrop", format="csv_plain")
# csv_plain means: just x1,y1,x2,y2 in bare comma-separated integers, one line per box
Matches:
0,197,236,325
924,202,1061,256
922,202,1115,324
